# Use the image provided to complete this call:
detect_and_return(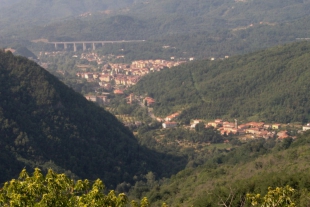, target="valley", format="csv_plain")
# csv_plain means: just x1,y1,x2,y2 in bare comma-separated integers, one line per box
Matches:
1,0,310,206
